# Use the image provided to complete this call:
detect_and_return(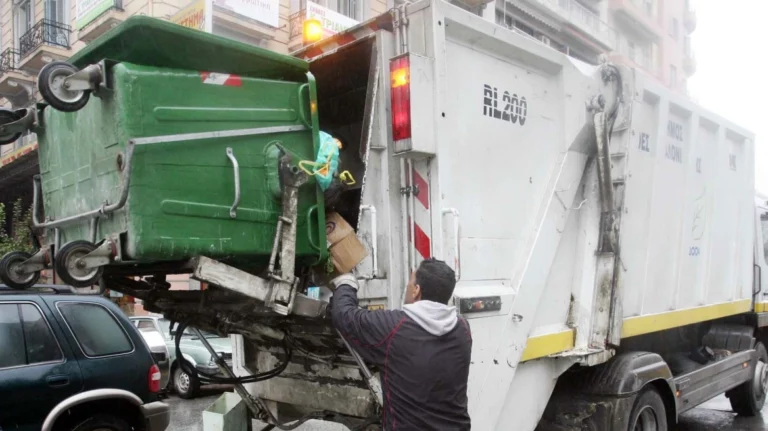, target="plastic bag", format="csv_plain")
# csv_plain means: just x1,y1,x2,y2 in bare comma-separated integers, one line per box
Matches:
299,132,355,191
